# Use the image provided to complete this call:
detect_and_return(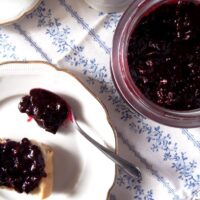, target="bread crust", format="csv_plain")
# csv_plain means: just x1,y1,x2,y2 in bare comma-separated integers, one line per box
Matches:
36,142,53,200
0,139,53,200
